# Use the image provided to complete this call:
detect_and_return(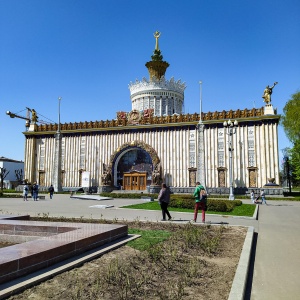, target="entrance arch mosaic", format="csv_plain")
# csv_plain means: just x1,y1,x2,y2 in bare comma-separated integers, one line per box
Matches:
107,140,161,189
